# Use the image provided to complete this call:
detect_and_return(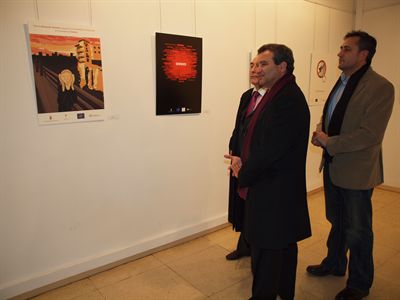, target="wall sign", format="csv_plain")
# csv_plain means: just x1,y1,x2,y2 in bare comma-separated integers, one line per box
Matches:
308,52,340,106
